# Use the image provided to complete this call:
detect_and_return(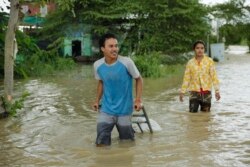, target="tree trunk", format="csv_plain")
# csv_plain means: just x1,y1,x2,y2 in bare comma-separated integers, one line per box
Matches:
4,0,19,102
